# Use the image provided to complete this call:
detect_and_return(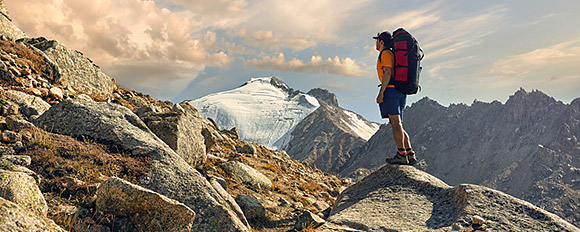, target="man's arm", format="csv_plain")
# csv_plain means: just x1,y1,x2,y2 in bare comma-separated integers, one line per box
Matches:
376,66,393,104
